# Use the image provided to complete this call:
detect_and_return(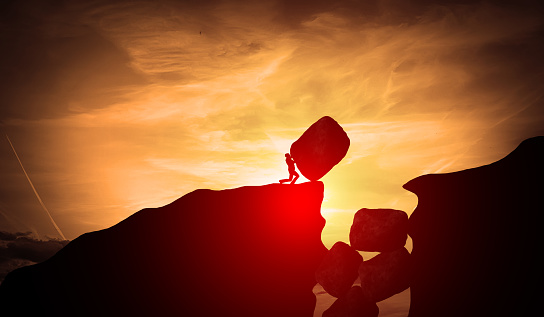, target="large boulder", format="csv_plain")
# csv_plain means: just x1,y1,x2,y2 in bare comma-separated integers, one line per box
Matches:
315,241,363,298
290,116,350,181
0,182,327,317
405,136,544,317
323,286,379,317
350,208,408,252
359,248,411,302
